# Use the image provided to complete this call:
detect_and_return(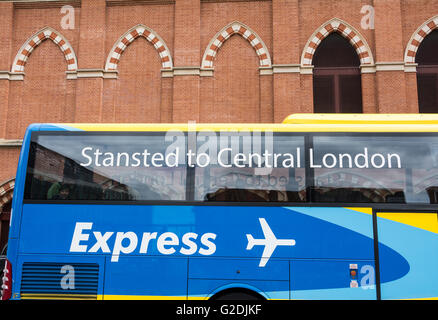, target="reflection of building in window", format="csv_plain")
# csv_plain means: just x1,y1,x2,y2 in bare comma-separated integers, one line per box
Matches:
412,171,438,203
27,143,107,201
312,169,405,203
25,141,187,202
198,167,306,202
